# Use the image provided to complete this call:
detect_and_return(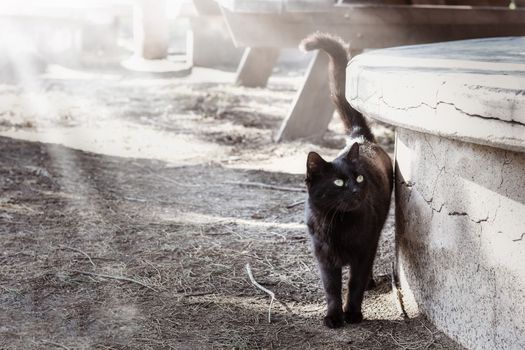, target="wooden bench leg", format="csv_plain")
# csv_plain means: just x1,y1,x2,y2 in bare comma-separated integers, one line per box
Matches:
276,51,334,142
235,47,280,87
